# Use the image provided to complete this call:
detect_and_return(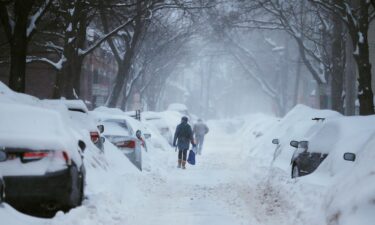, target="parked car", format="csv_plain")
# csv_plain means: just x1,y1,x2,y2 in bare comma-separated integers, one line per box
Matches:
0,150,6,203
142,112,173,145
289,140,328,178
167,103,198,123
0,103,86,211
43,99,105,152
288,116,375,178
92,112,146,171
